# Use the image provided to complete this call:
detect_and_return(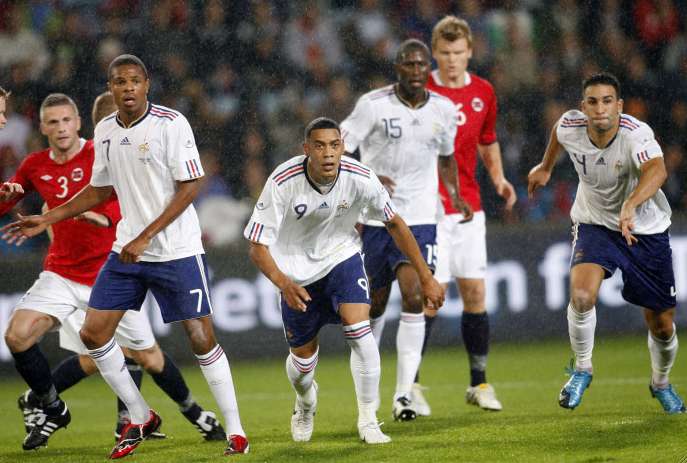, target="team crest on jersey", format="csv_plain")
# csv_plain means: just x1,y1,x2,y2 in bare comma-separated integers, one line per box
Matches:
471,97,484,112
138,142,150,153
335,200,350,217
614,160,624,171
71,168,84,182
